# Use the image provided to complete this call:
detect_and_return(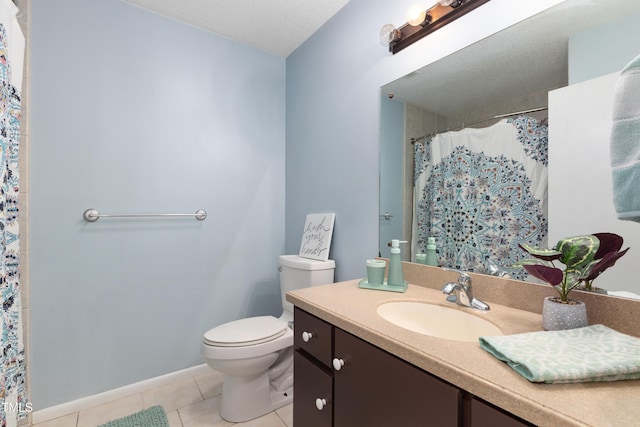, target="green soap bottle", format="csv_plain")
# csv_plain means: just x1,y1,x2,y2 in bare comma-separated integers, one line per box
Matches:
425,237,438,266
387,239,406,286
